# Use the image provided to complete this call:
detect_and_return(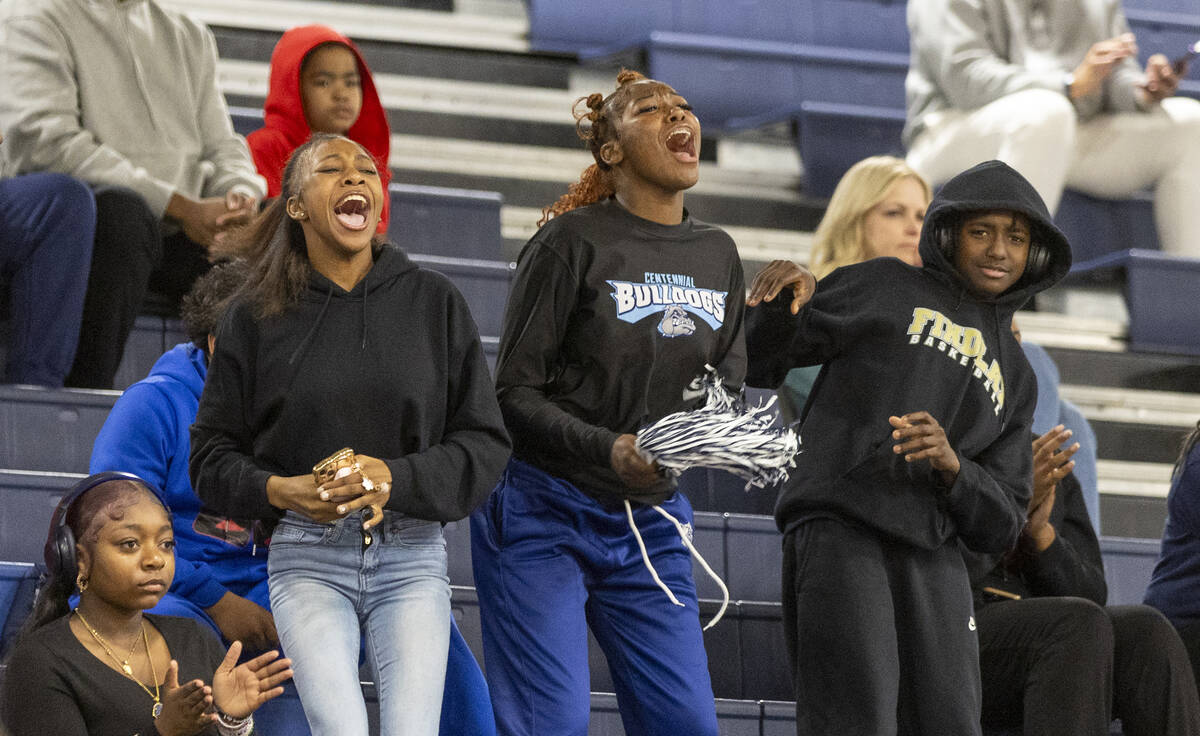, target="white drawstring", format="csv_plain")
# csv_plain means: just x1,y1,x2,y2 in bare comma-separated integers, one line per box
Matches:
624,500,731,631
